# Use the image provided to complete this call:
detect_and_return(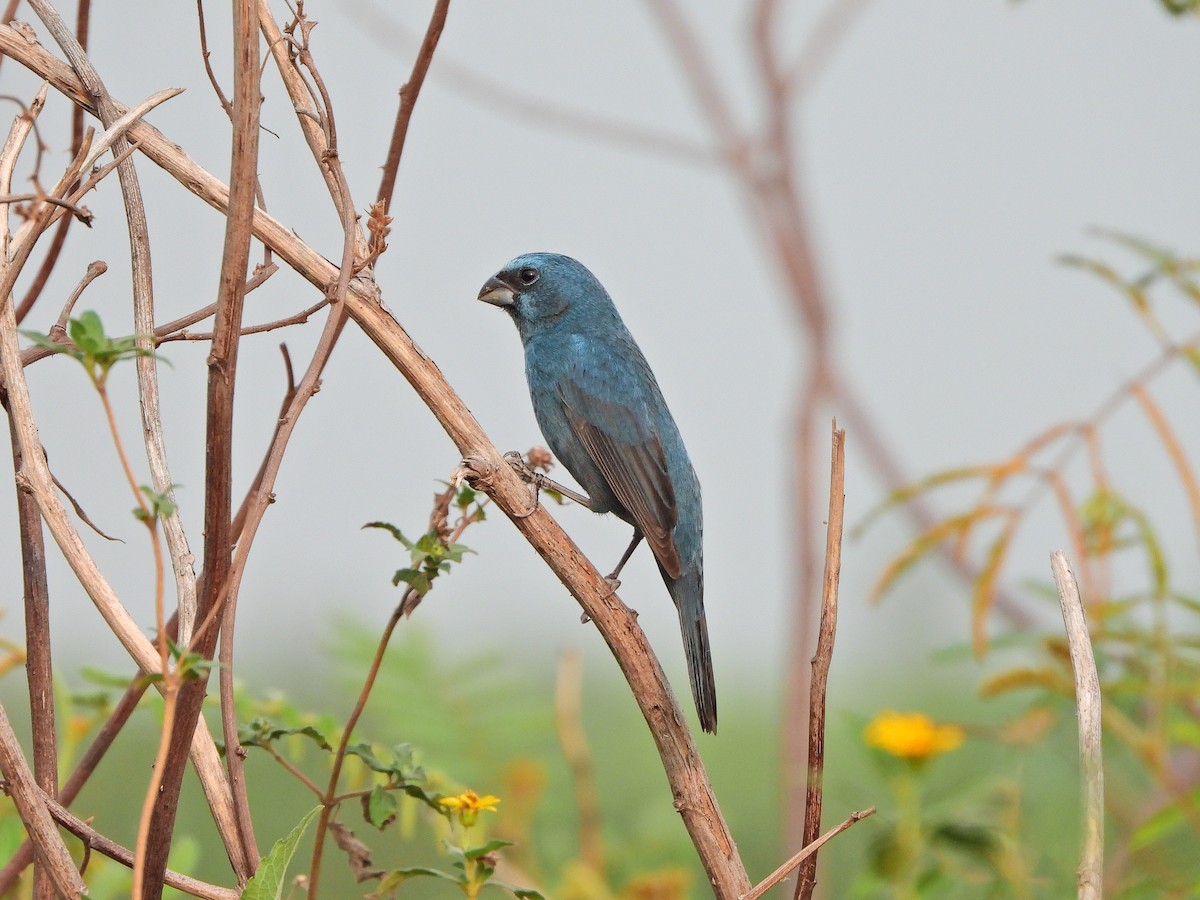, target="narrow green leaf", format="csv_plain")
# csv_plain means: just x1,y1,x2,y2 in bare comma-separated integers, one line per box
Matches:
363,520,413,548
464,838,514,859
241,806,321,900
239,718,332,751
